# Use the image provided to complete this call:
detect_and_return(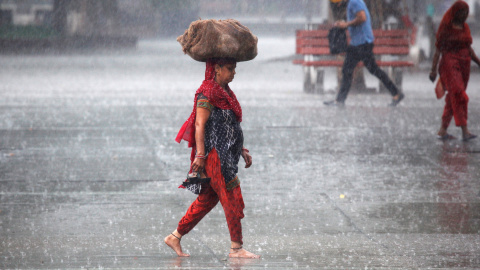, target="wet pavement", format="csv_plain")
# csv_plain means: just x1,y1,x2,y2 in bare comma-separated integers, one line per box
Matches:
1,36,480,269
